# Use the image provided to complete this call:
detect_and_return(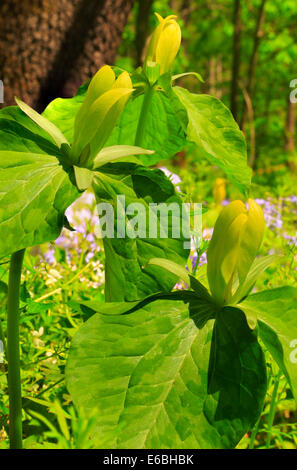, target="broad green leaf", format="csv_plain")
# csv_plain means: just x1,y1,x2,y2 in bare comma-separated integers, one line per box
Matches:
15,98,69,148
93,145,154,169
66,297,266,449
92,163,189,301
106,91,187,165
240,287,297,403
0,151,78,258
173,87,251,195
